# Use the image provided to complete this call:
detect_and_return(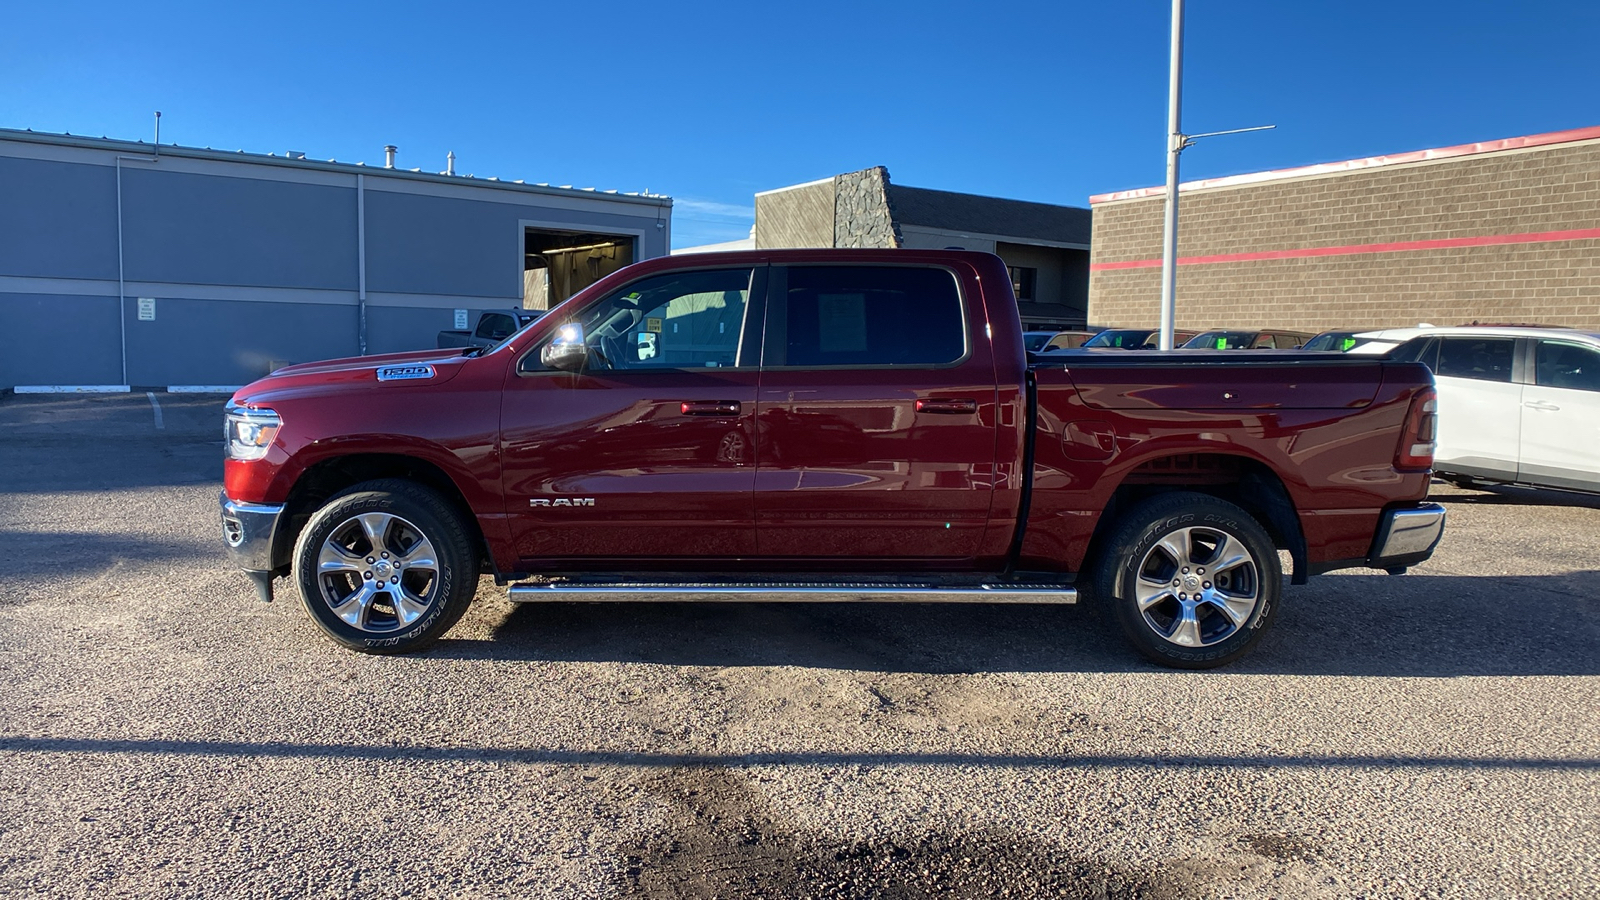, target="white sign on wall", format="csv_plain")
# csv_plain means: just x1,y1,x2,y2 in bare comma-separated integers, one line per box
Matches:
454,309,469,330
137,298,156,321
